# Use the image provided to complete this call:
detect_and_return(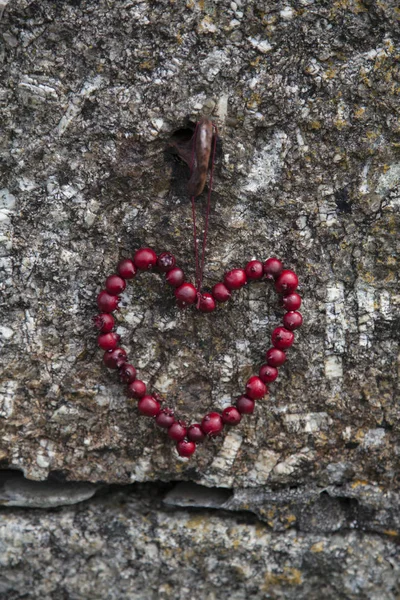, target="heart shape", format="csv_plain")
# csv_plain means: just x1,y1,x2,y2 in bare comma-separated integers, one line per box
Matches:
94,248,303,458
